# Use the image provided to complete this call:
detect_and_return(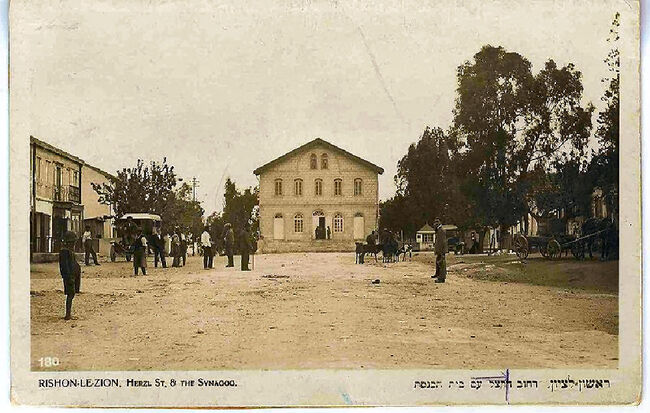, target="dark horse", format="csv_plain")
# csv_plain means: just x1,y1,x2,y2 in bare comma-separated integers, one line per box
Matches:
578,217,618,260
355,243,381,263
382,238,399,263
